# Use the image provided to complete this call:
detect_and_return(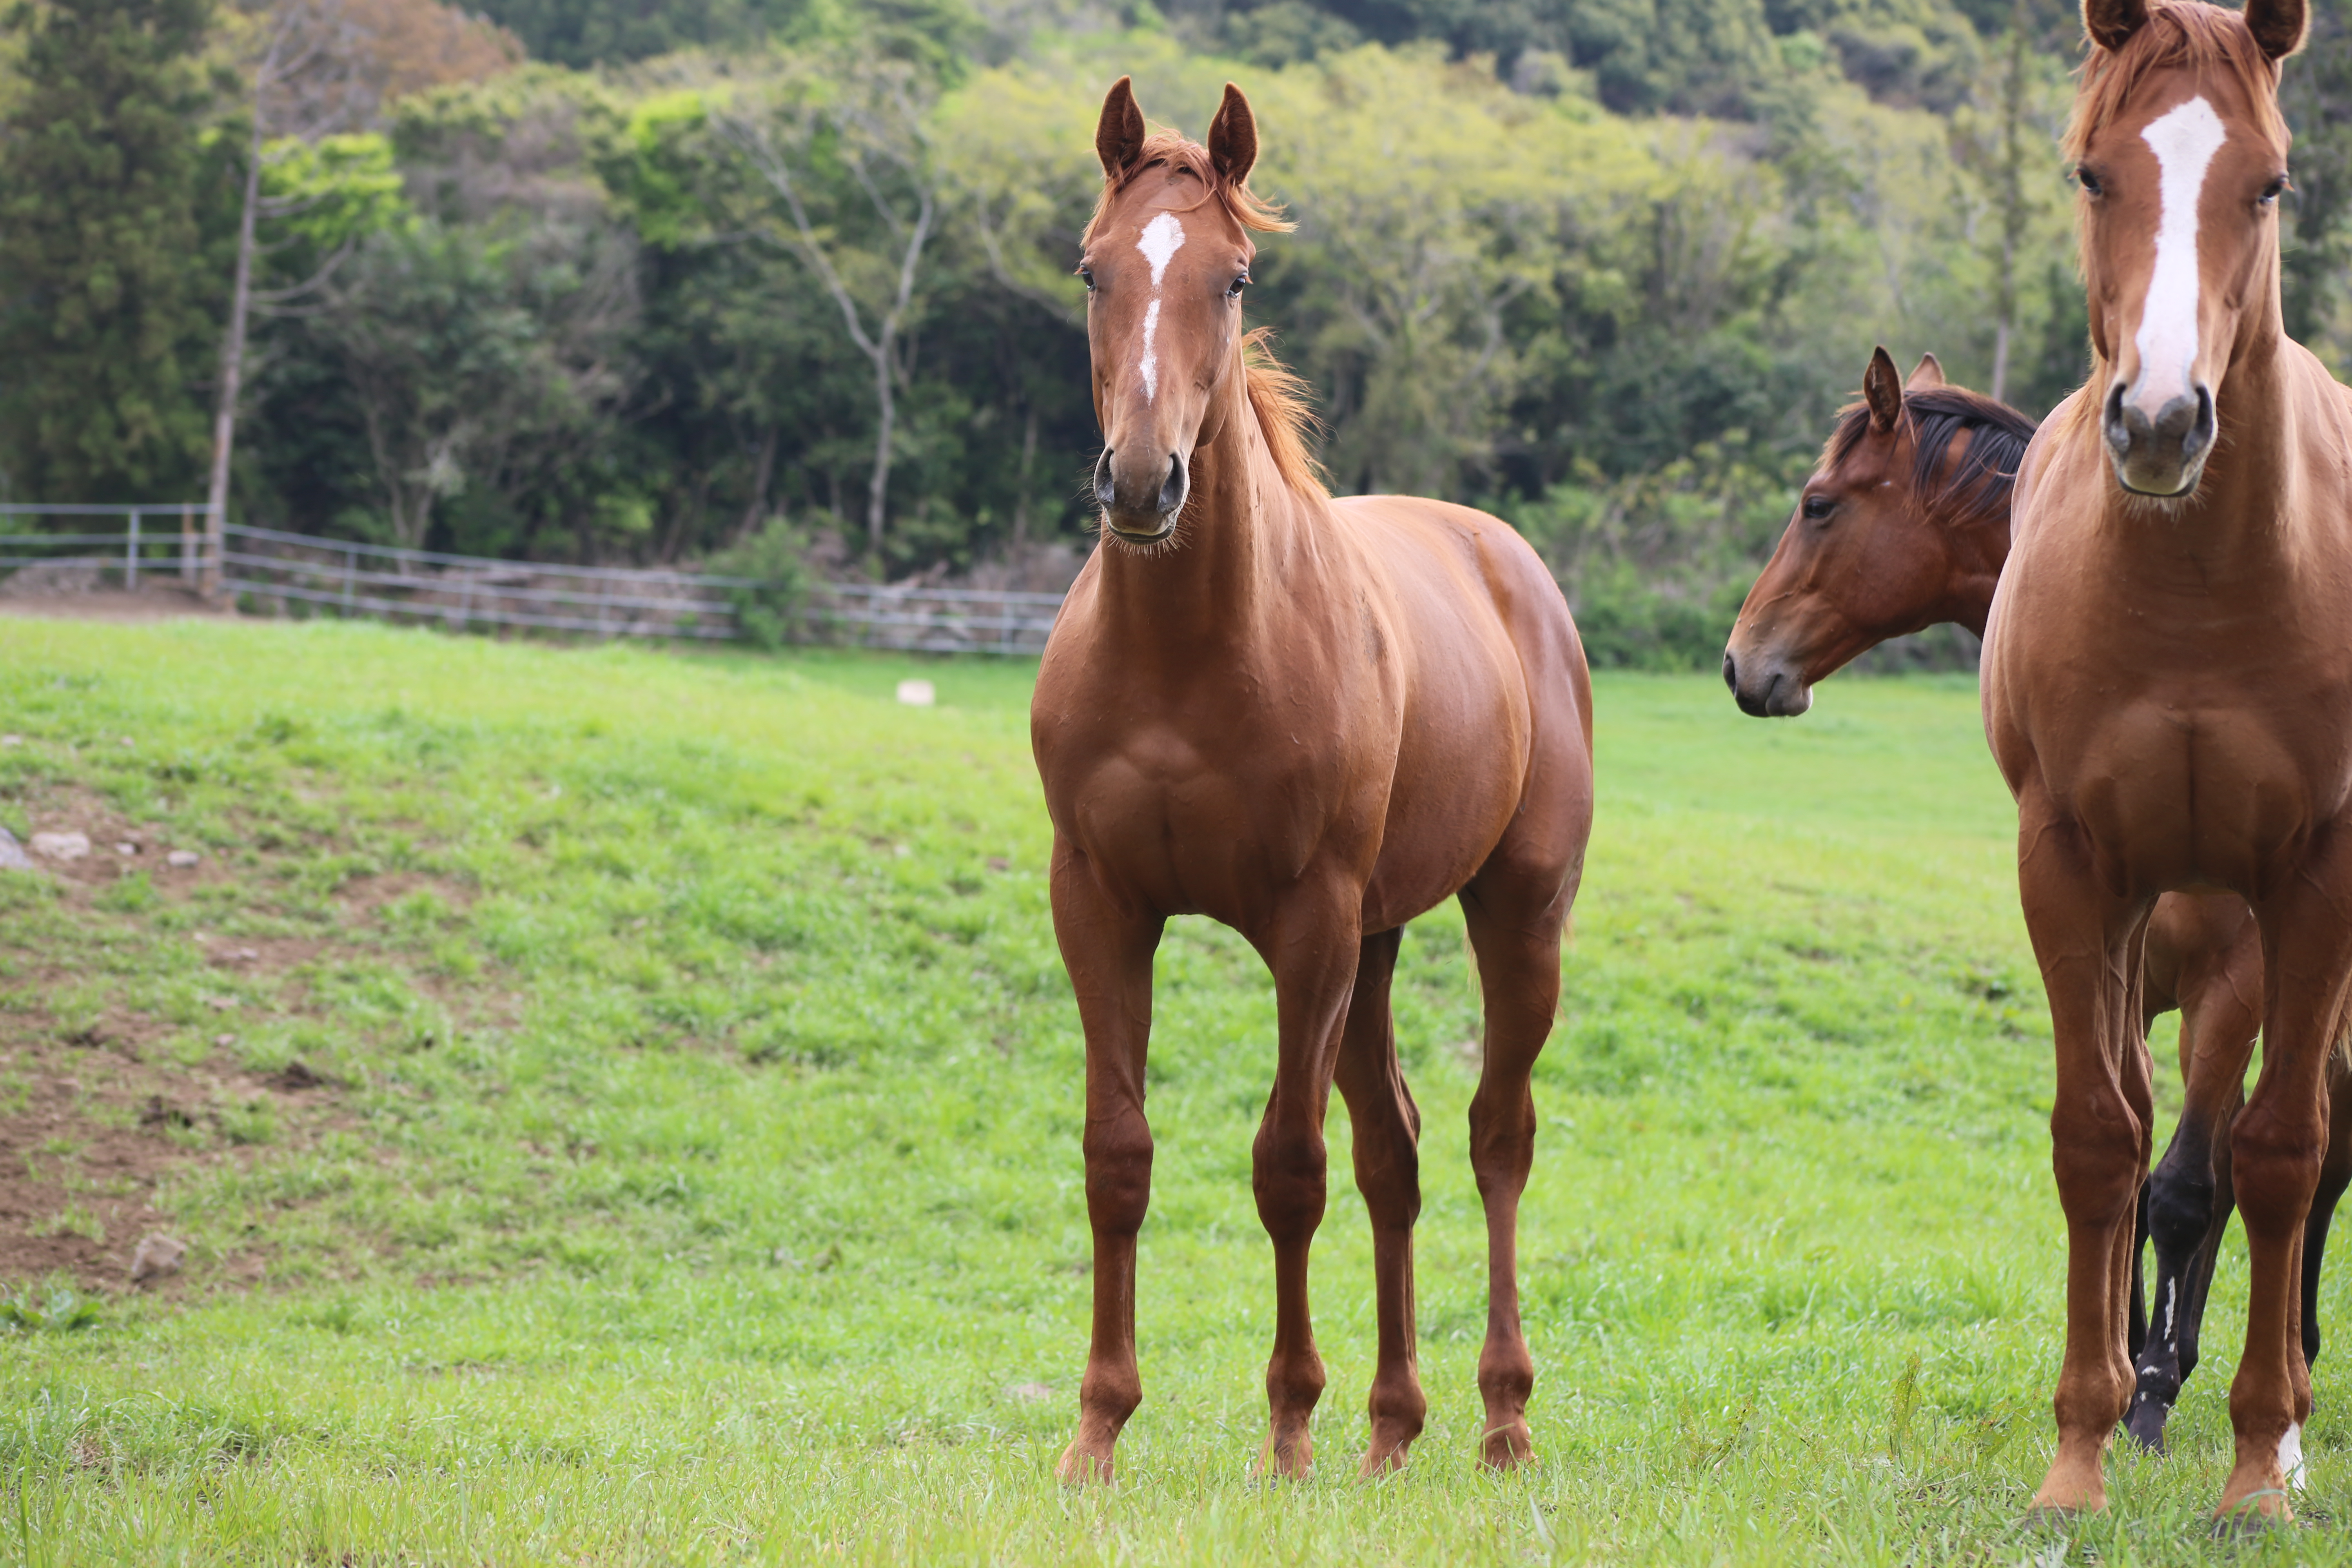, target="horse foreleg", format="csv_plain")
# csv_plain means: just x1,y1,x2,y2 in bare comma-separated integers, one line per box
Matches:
2019,820,2149,1517
1332,927,1426,1476
2128,956,2258,1452
1459,871,1568,1470
1251,884,1361,1479
2218,870,2352,1523
1049,841,1165,1486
